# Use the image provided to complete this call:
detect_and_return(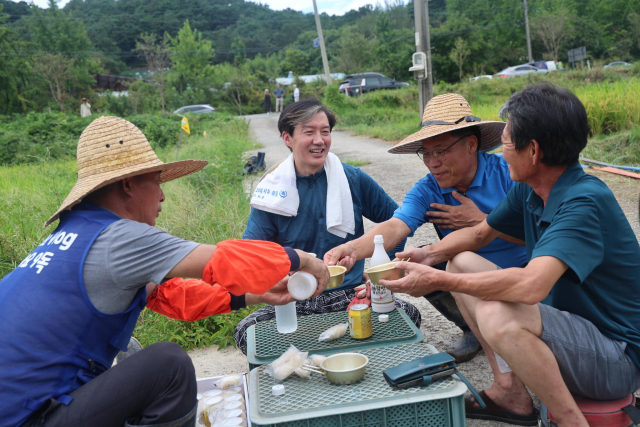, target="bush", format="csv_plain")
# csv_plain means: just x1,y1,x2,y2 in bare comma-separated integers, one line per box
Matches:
0,111,237,164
